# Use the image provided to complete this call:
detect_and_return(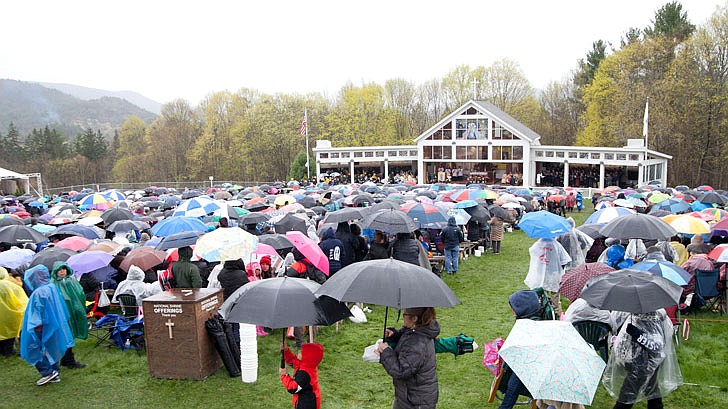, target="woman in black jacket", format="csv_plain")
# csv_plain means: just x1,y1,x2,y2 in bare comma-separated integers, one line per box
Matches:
217,259,249,301
377,307,440,409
